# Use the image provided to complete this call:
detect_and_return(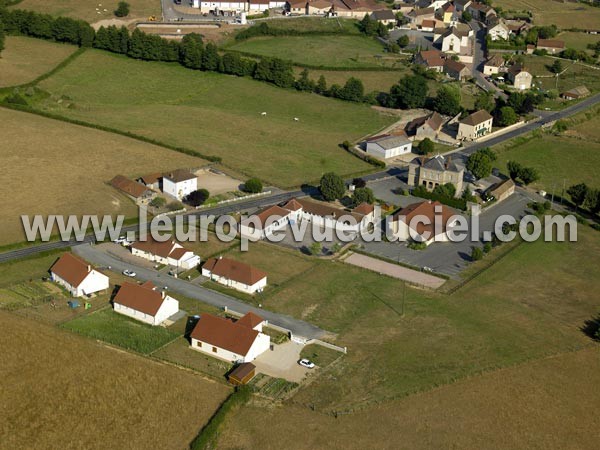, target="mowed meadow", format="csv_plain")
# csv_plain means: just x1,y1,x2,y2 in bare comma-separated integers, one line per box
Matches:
0,312,230,450
0,37,77,88
0,108,205,245
494,0,600,29
32,49,393,187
